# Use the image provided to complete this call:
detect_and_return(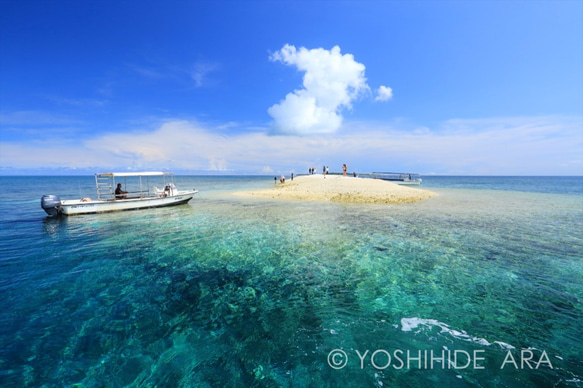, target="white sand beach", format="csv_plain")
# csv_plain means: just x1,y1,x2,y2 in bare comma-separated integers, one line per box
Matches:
235,174,438,204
